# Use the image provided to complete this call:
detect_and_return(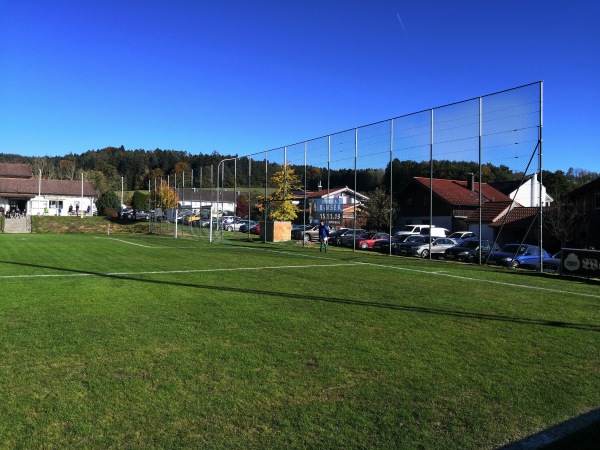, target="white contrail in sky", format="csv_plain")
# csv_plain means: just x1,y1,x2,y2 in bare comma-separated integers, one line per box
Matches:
396,12,408,36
